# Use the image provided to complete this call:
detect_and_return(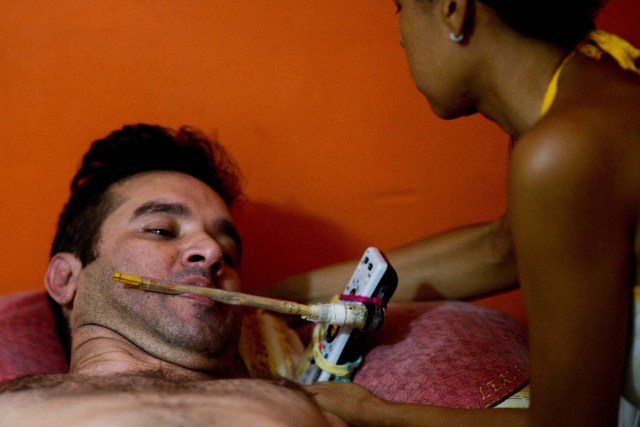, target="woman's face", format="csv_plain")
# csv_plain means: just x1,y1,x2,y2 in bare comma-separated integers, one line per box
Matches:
394,0,473,119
